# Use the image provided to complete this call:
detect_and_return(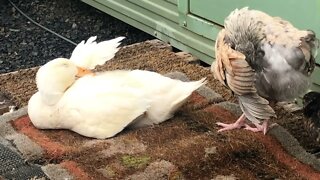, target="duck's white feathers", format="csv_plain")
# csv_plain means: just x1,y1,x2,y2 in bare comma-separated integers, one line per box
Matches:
126,70,207,128
28,70,206,139
28,73,150,139
70,36,125,69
